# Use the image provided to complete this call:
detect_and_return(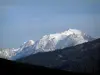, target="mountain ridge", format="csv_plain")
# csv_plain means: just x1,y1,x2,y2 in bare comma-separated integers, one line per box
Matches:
0,29,94,60
17,38,100,74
